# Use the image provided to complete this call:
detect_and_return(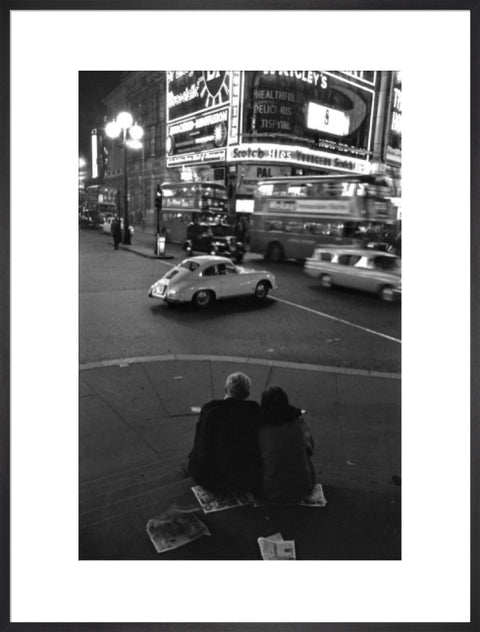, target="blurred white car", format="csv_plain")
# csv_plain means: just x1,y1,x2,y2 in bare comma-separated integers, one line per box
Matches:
148,255,277,307
304,247,401,301
102,216,134,236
